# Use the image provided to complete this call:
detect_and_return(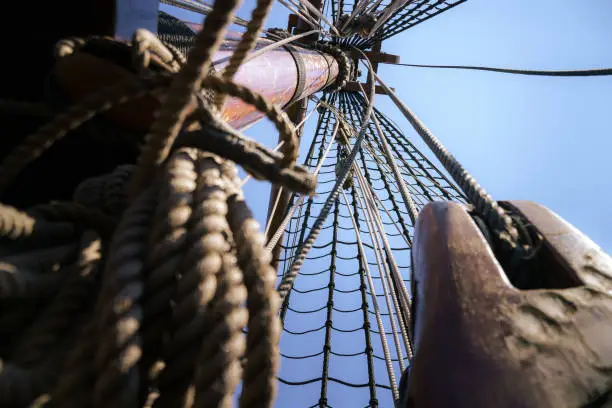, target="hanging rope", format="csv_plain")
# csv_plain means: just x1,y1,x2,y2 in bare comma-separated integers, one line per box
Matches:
128,0,242,199
368,60,524,252
389,62,612,76
276,55,376,302
0,0,343,404
215,0,275,109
